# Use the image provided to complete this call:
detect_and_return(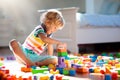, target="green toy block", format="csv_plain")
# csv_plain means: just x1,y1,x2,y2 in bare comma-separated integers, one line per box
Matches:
63,69,69,75
116,52,120,58
41,66,48,68
117,70,120,75
32,68,48,74
58,52,68,57
0,62,3,66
